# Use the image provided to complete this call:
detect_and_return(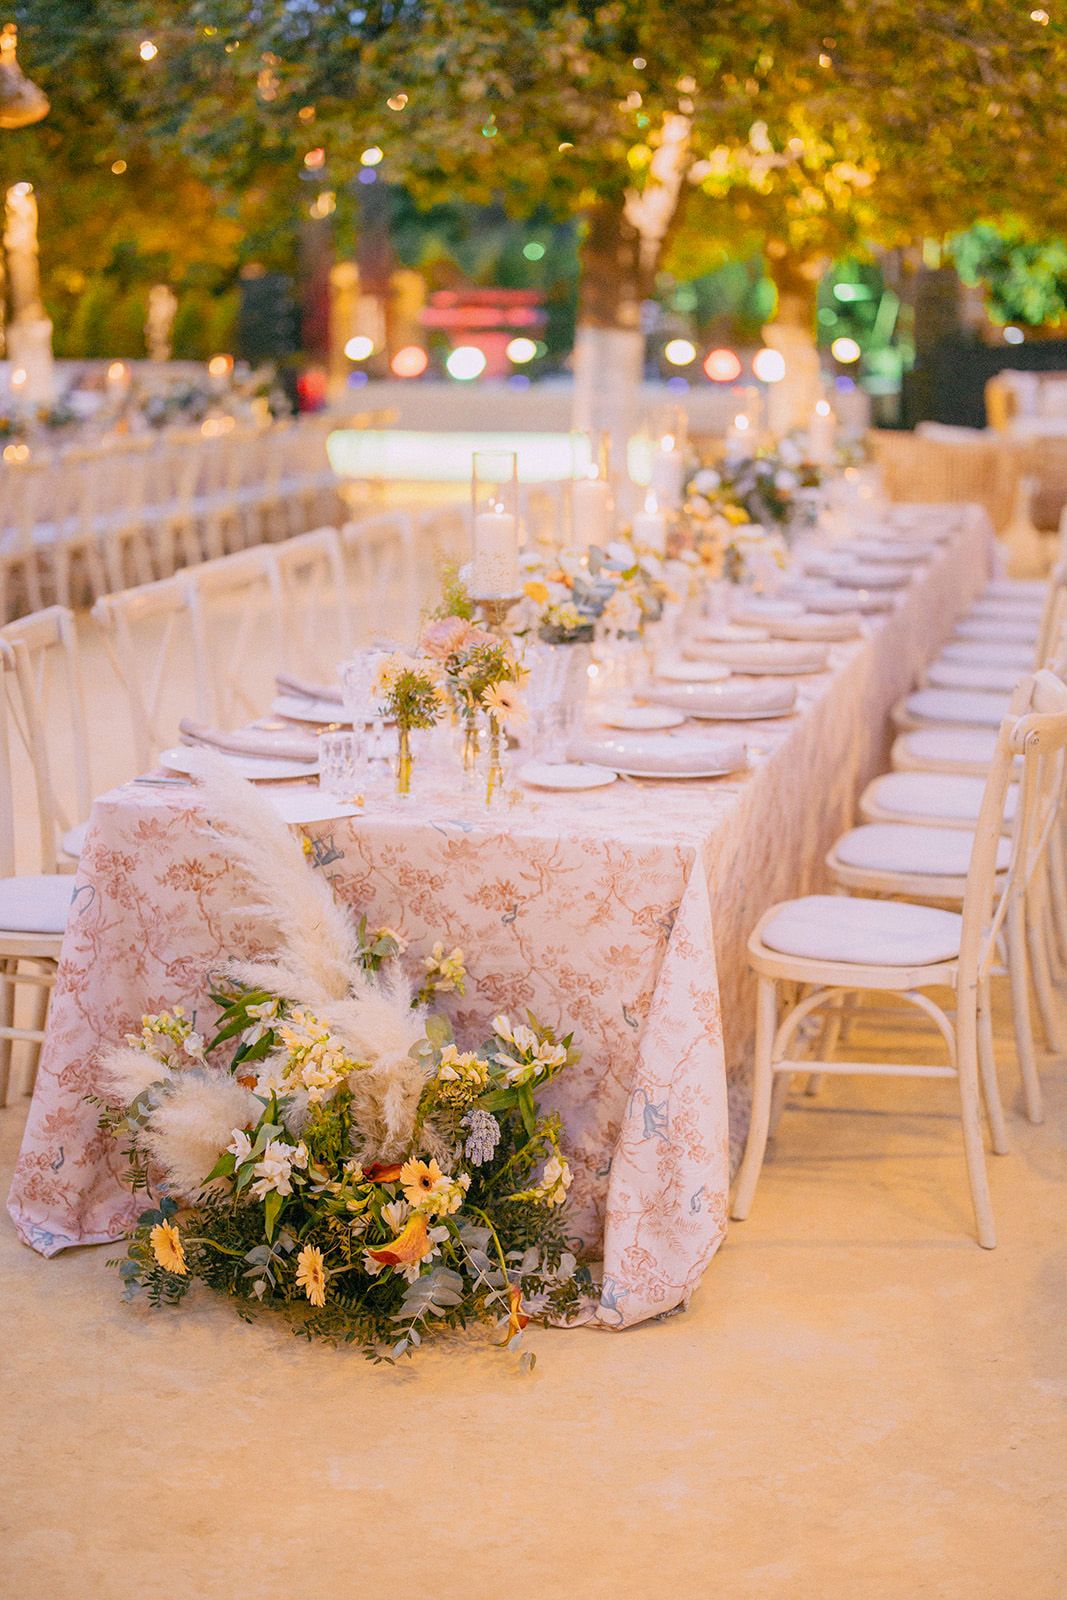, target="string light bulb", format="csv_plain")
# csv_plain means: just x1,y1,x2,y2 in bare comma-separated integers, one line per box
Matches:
138,40,158,61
